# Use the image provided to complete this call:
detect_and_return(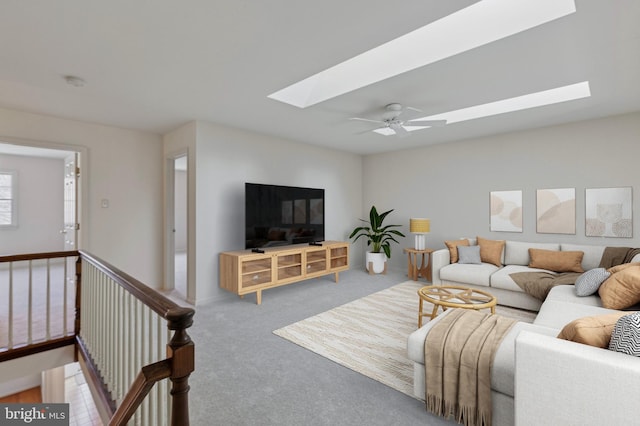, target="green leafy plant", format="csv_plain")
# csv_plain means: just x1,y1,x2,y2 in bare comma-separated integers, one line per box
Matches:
349,205,406,259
